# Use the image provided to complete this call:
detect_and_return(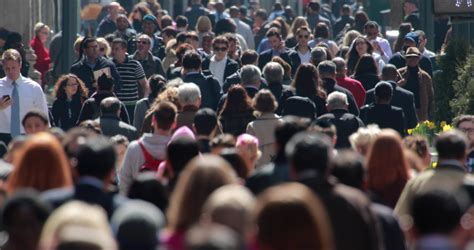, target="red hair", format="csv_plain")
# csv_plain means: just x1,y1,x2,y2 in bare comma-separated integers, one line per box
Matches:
366,129,409,207
7,133,73,194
